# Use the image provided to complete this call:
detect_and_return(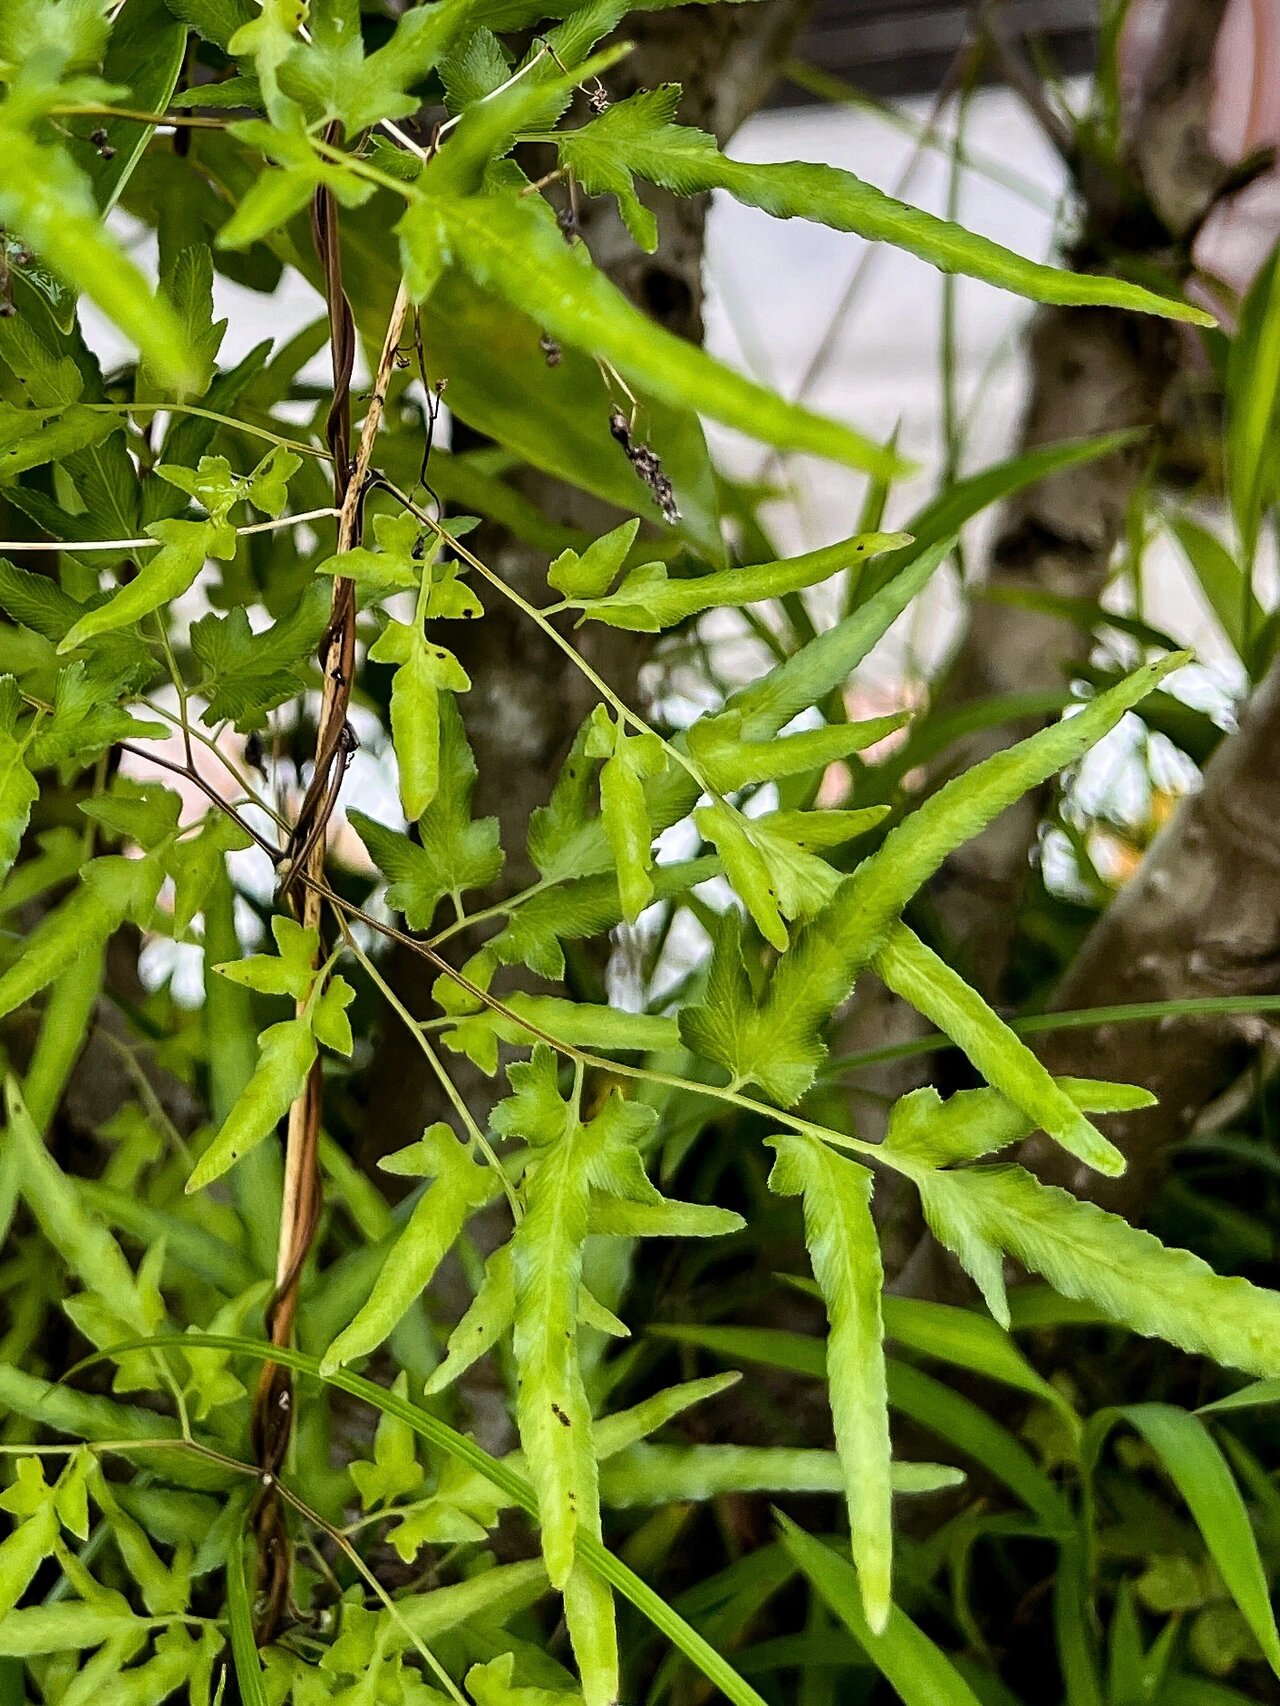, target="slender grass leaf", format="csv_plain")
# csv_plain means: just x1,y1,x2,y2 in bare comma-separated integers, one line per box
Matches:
779,1515,985,1706
1088,1404,1280,1676
226,1529,268,1706
887,1362,1070,1530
